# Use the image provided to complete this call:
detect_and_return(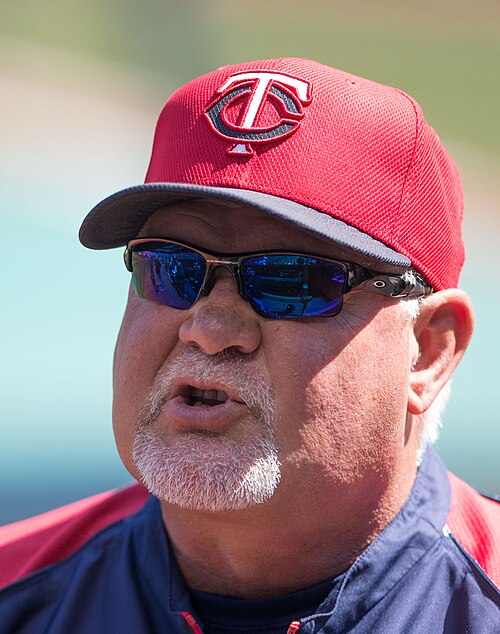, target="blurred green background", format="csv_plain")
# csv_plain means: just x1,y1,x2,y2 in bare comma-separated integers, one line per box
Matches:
1,0,499,523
